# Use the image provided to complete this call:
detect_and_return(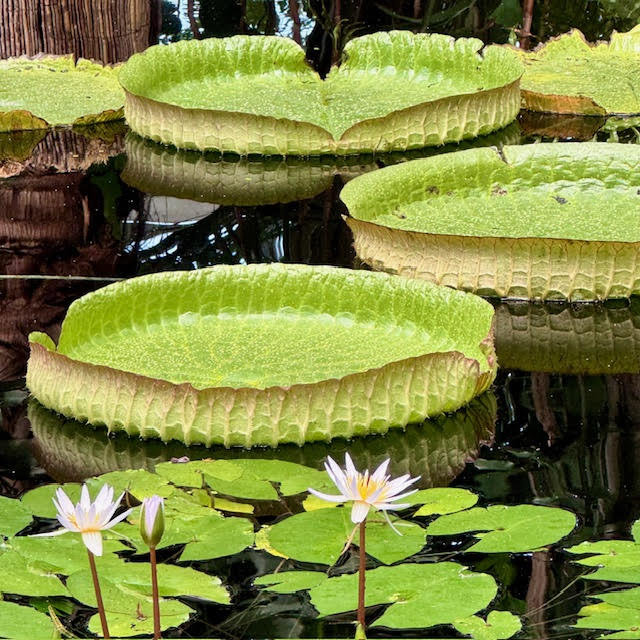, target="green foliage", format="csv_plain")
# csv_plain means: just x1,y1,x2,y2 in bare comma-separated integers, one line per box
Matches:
453,611,522,640
427,504,576,552
406,487,478,516
0,495,33,536
0,601,55,640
